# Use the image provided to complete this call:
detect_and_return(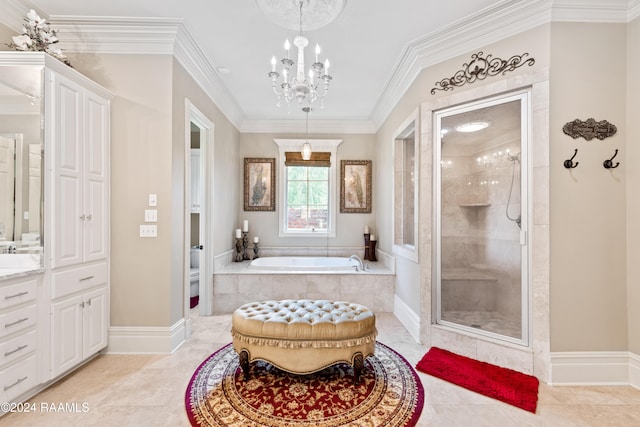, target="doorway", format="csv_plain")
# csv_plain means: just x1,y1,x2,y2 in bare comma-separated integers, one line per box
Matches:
184,100,214,332
434,90,530,345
